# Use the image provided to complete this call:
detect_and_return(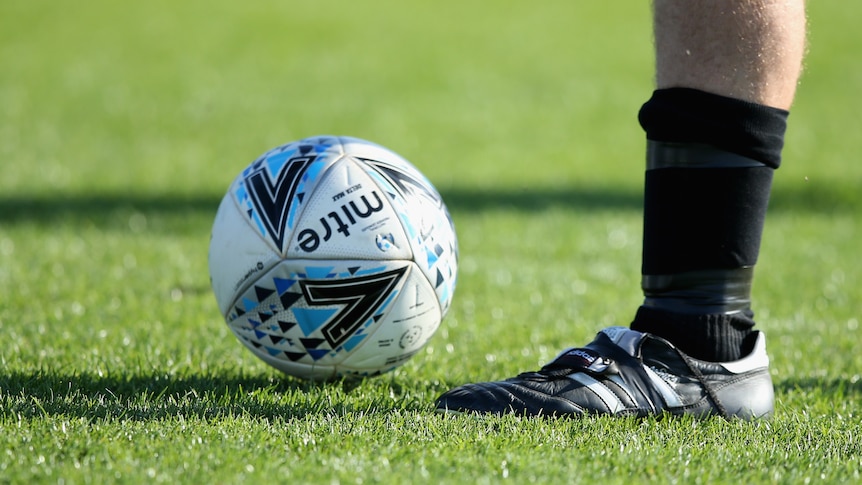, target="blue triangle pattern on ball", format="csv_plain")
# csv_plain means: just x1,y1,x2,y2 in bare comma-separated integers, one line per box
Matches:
265,346,282,357
292,307,338,335
242,297,258,312
279,292,302,310
273,277,296,295
305,266,335,279
343,333,367,352
235,185,248,203
254,286,275,303
265,150,294,179
306,349,329,361
425,246,439,268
